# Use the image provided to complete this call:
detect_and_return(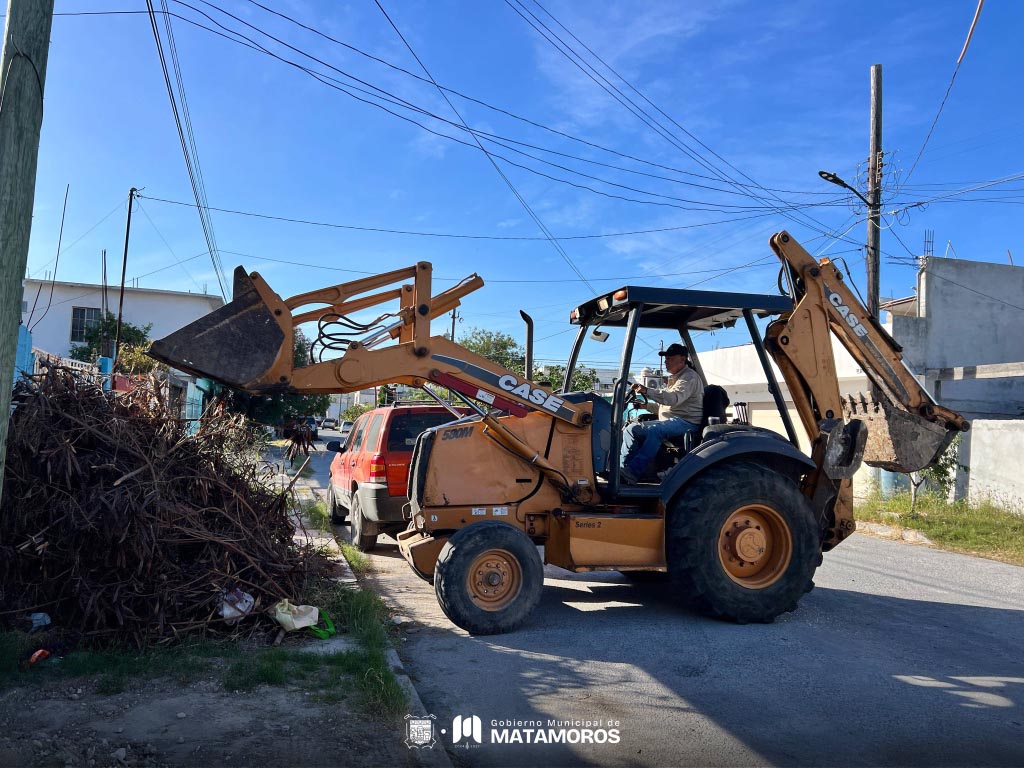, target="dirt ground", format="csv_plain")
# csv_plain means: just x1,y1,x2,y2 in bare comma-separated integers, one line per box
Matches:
0,674,420,768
